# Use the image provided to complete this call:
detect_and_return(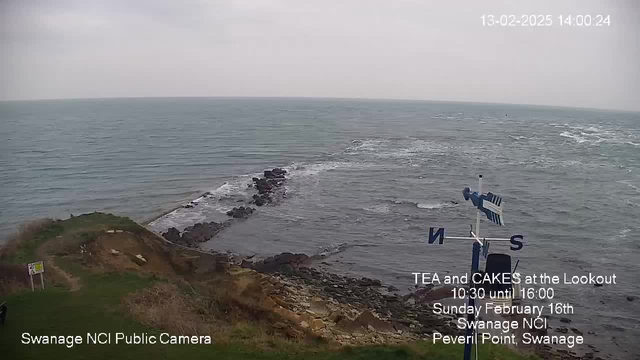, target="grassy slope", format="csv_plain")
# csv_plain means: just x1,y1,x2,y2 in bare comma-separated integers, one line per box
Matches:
0,213,539,360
